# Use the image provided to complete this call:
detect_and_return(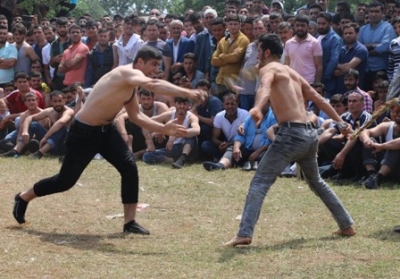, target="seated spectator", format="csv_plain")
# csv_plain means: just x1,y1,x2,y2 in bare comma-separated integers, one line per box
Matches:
0,82,14,98
1,91,74,158
29,71,51,107
0,92,46,153
142,97,200,168
190,79,223,146
343,69,373,114
373,80,389,113
0,99,10,139
204,104,276,171
115,88,169,159
201,93,249,164
359,102,400,189
318,91,374,181
320,94,348,130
